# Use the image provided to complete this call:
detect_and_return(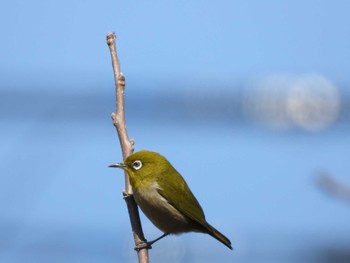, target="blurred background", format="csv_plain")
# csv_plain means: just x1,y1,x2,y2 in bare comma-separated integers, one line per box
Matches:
1,1,350,262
